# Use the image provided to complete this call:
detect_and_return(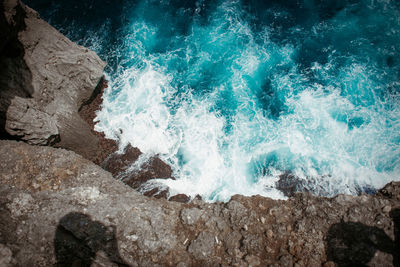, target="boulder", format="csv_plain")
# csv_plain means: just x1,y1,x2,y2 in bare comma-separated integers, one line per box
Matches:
6,96,59,145
102,144,173,196
0,0,106,159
